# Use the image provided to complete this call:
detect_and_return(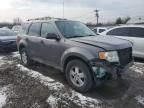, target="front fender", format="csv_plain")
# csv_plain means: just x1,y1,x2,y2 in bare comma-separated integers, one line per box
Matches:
61,47,96,70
